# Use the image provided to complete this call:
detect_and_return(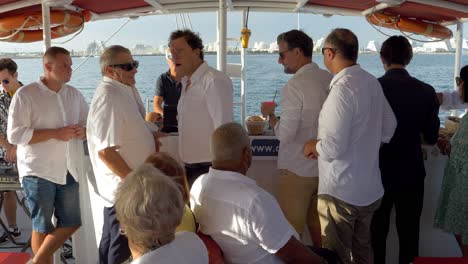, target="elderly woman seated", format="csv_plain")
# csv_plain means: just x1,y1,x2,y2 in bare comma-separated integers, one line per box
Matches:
114,164,208,263
145,152,196,232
